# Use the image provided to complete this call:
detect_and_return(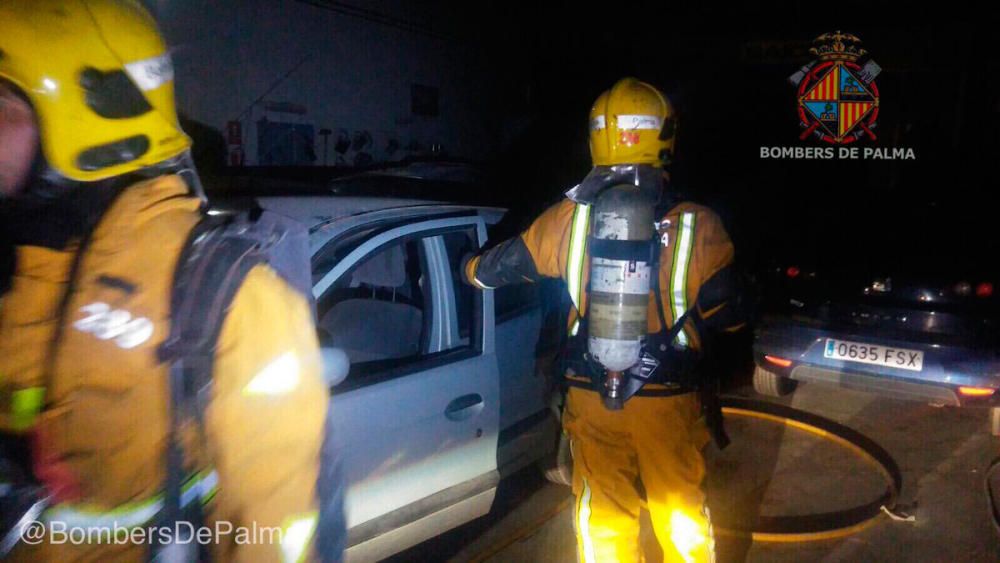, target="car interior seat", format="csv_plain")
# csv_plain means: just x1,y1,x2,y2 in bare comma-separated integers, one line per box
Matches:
319,242,424,364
